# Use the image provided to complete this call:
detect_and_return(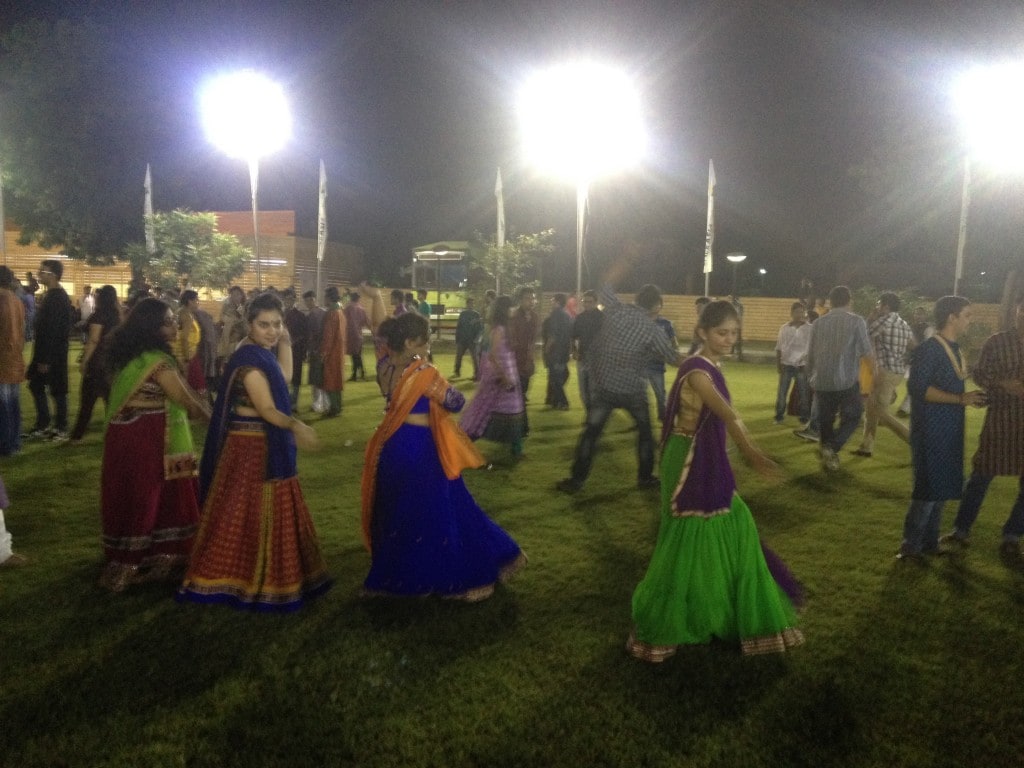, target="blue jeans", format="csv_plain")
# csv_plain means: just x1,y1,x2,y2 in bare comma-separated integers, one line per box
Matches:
646,369,667,421
775,365,810,421
577,362,594,413
816,384,862,452
570,388,654,484
0,383,21,455
902,499,945,554
546,361,569,408
953,472,1024,541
